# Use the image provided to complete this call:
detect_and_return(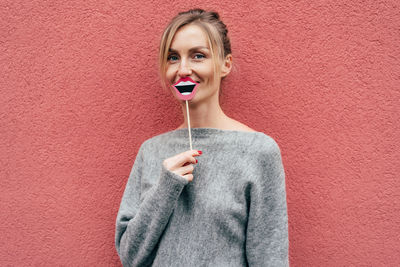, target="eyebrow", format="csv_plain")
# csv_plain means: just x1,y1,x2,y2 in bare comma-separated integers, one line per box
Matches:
168,46,209,53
